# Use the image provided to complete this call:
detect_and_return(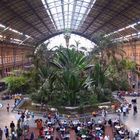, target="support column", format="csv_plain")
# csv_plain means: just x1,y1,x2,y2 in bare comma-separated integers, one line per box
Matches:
0,47,4,77
13,47,16,69
130,39,138,92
